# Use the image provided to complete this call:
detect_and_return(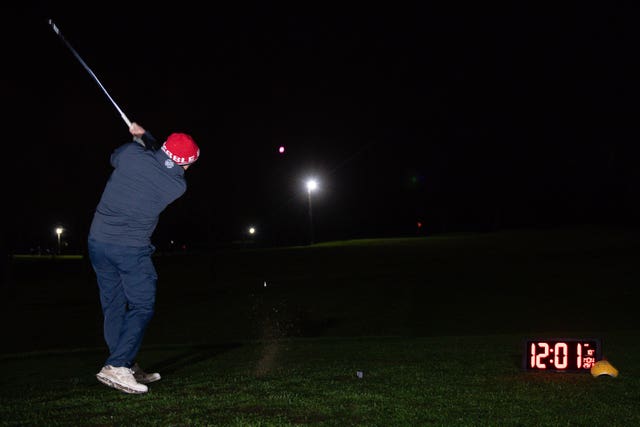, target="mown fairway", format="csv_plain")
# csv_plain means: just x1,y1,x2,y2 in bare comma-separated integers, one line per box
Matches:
1,226,639,425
